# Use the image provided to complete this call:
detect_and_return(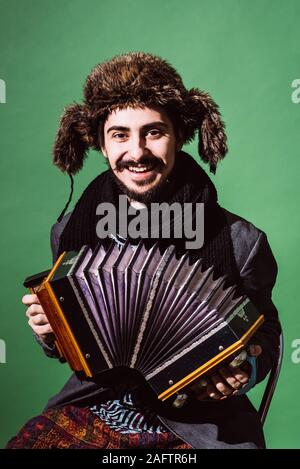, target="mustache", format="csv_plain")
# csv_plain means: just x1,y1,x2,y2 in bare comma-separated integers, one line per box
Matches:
114,156,164,171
